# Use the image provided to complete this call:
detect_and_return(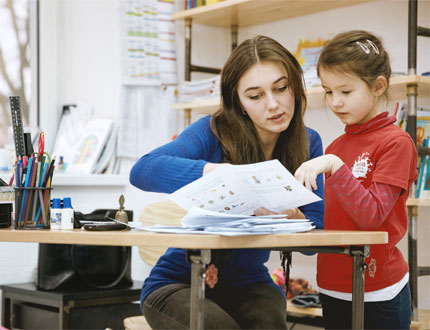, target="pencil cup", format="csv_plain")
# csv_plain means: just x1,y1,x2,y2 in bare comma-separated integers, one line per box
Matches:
14,187,52,229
